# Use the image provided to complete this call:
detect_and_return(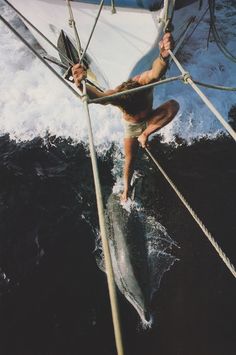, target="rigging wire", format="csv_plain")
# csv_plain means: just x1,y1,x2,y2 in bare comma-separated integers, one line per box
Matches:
145,148,236,279
183,5,209,45
89,75,184,103
80,0,105,63
174,16,195,46
65,2,124,355
193,80,236,91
